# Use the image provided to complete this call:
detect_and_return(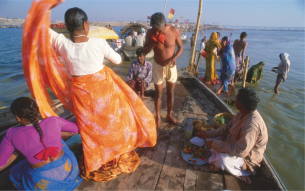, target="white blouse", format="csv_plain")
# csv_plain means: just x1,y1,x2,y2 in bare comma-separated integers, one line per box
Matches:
49,29,122,76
